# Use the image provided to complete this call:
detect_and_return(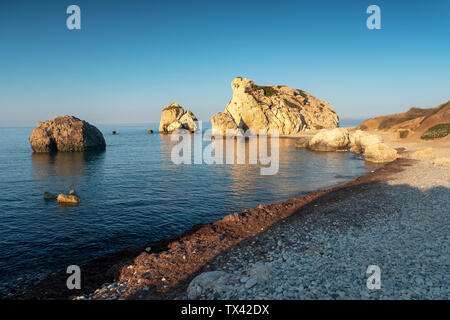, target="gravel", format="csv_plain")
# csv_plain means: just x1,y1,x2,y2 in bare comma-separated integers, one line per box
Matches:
180,159,449,300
